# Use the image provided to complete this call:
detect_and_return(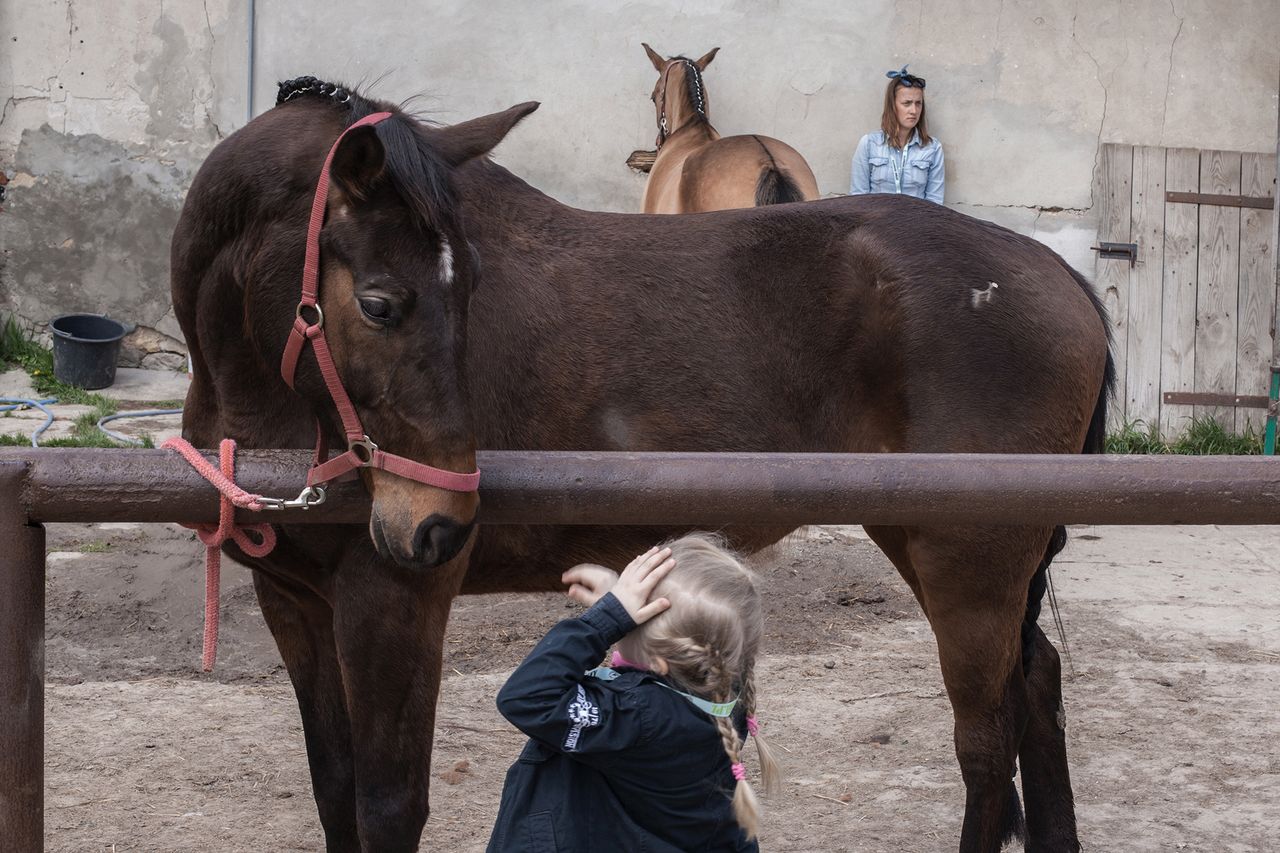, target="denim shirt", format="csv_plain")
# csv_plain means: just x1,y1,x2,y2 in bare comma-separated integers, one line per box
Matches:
849,130,945,204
